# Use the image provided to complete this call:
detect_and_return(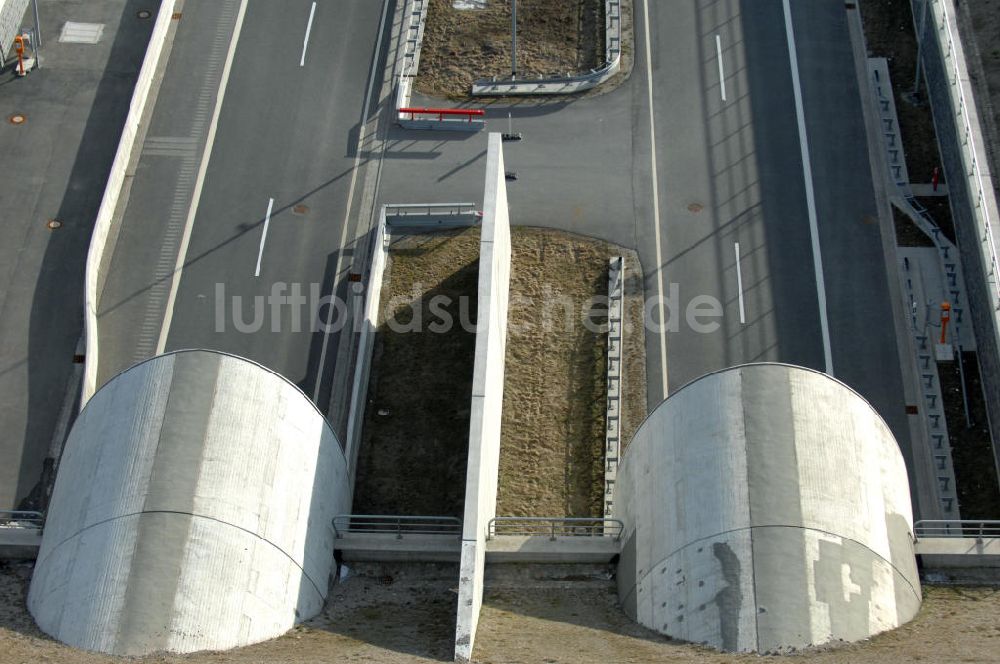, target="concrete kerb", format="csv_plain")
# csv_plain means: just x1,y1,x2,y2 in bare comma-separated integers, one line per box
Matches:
471,0,622,96
81,0,177,406
455,134,511,663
